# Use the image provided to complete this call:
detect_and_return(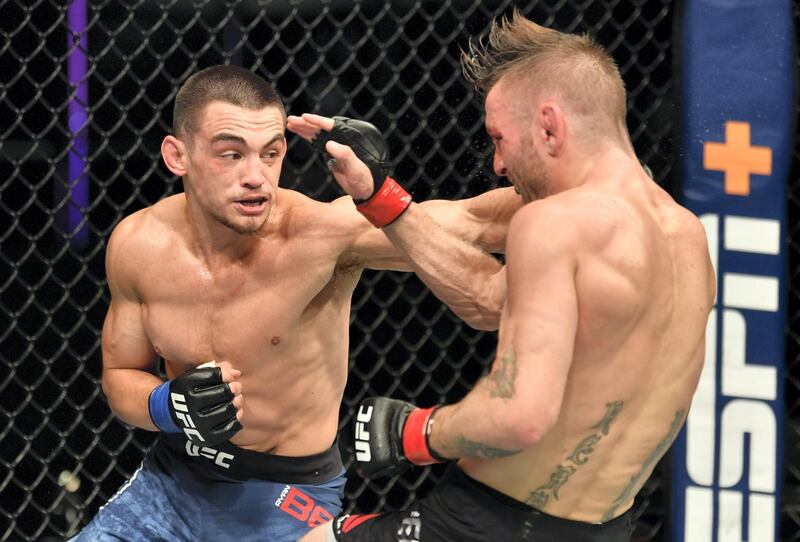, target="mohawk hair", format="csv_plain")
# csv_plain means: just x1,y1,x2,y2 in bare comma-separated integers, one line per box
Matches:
461,9,627,124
